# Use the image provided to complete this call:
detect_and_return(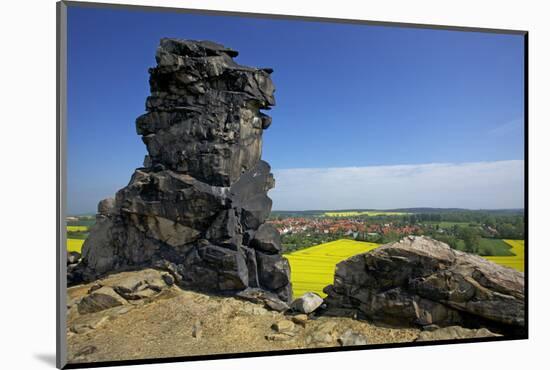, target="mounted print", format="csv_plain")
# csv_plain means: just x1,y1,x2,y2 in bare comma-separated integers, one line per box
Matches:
57,1,527,368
